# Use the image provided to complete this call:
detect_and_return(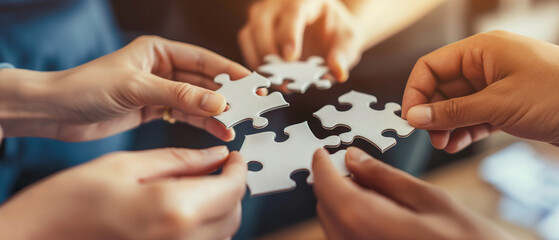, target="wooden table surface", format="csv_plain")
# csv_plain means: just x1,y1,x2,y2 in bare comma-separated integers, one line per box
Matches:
259,132,552,240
